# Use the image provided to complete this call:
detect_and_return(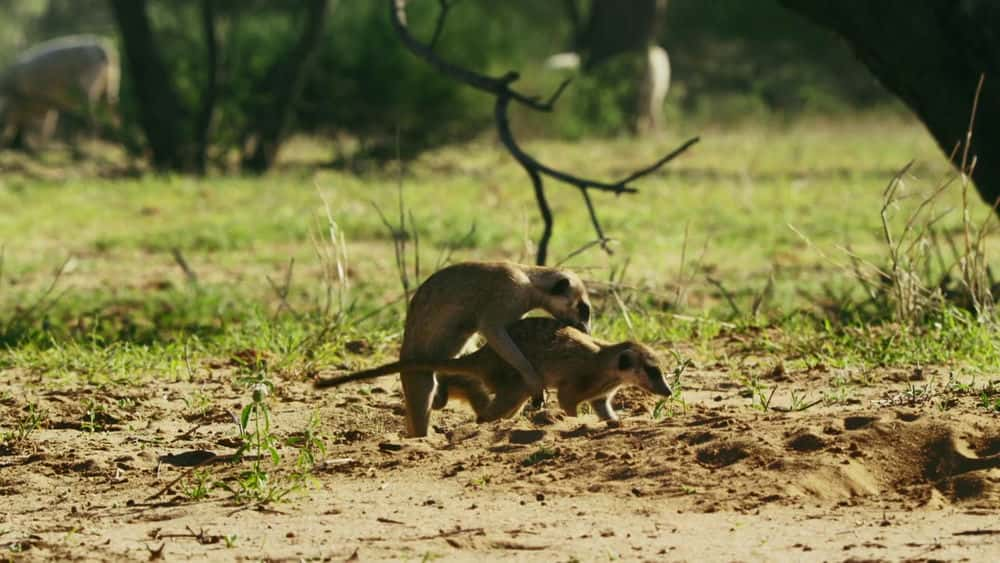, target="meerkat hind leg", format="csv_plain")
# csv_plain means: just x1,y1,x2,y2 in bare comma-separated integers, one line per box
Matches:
431,336,481,409
434,375,491,417
589,397,619,421
556,387,582,418
477,387,531,423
